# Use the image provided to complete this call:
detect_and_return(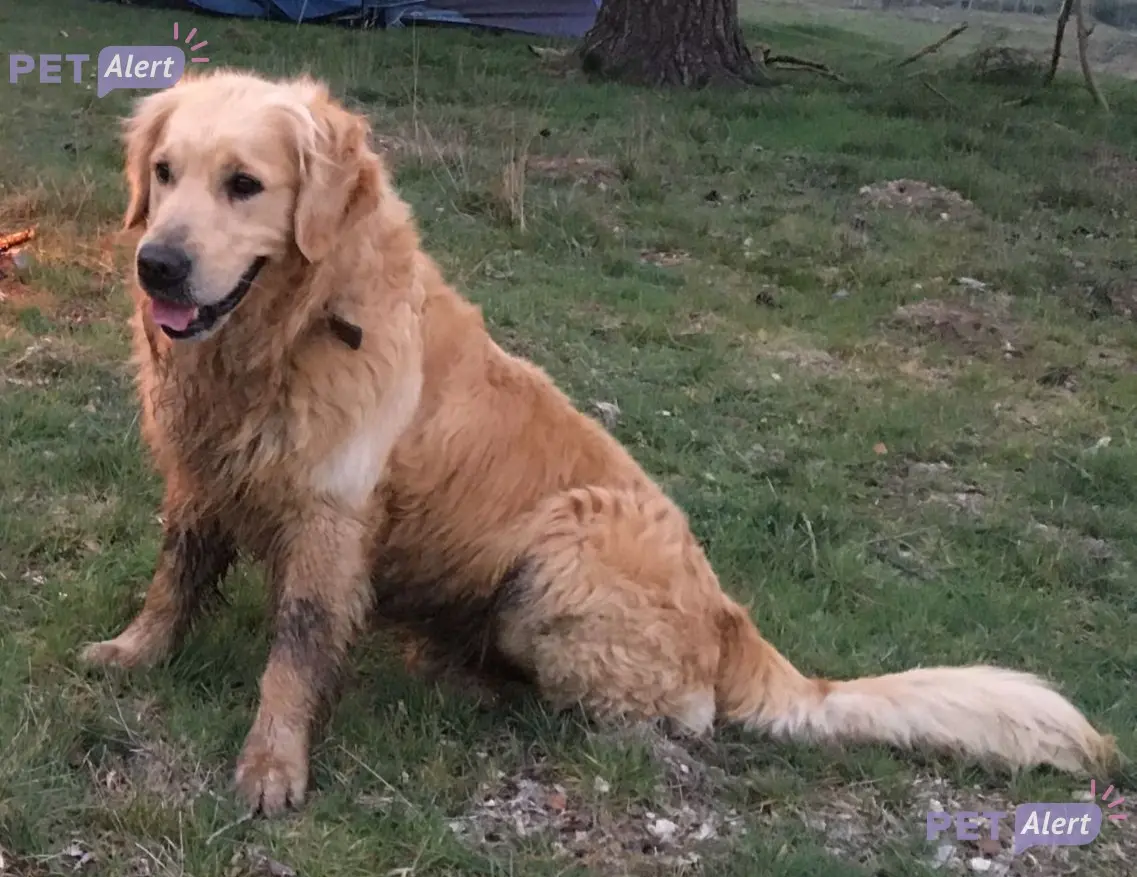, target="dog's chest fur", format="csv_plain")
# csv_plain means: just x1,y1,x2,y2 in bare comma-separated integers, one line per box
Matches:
133,319,419,553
